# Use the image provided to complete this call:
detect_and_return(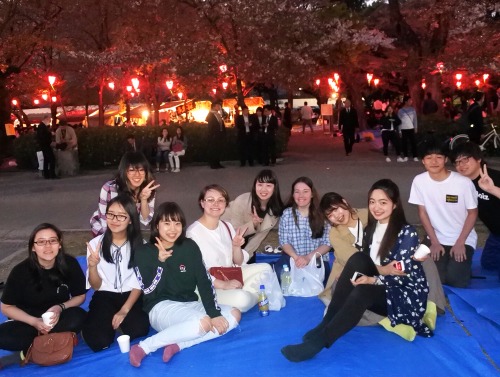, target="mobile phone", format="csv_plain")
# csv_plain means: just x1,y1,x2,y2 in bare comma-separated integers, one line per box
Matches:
395,261,405,271
351,271,364,281
316,255,322,268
